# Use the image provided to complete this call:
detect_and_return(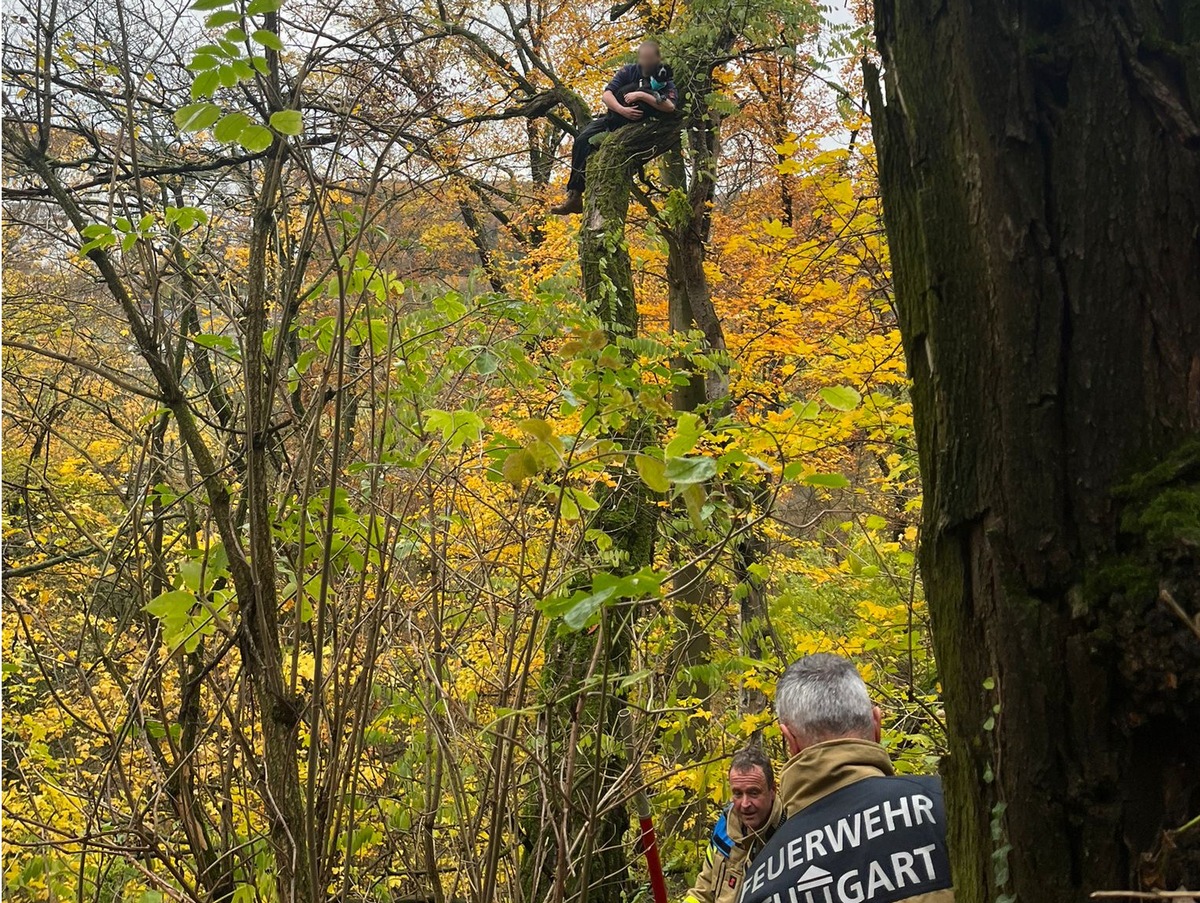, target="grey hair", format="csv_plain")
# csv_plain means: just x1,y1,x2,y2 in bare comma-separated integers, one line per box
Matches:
774,653,875,744
729,744,775,790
